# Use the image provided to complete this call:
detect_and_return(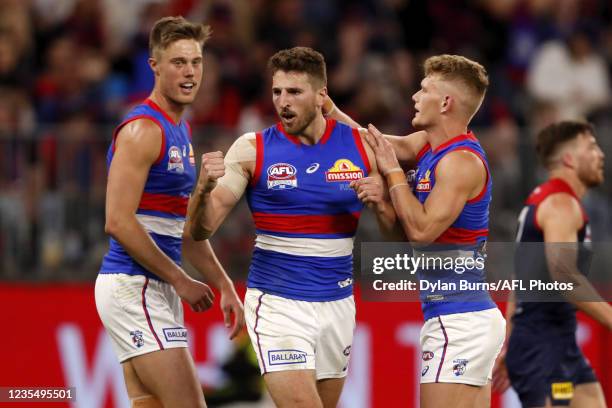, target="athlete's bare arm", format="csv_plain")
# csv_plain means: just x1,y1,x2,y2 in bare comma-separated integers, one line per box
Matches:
325,97,428,166
538,193,612,330
365,124,485,244
105,119,214,311
350,129,406,240
188,133,255,240
181,235,245,339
